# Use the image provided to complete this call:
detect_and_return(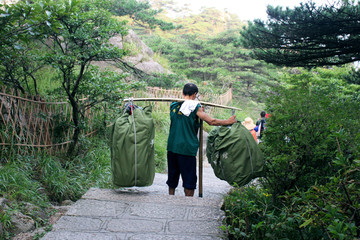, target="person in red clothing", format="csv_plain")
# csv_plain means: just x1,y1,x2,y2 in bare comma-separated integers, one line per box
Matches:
242,117,258,144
